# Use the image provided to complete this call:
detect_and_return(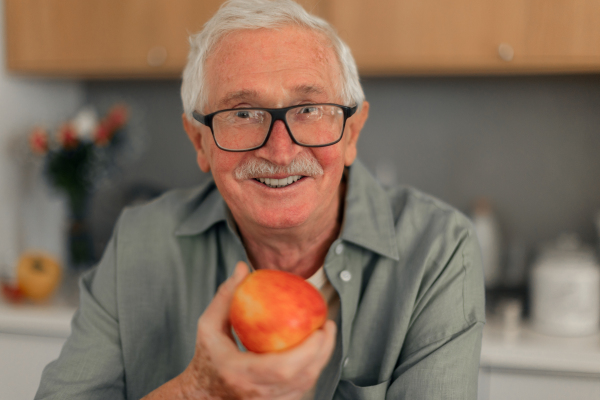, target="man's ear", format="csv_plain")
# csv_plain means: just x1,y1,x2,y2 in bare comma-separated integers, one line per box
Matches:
343,101,369,167
182,113,211,173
